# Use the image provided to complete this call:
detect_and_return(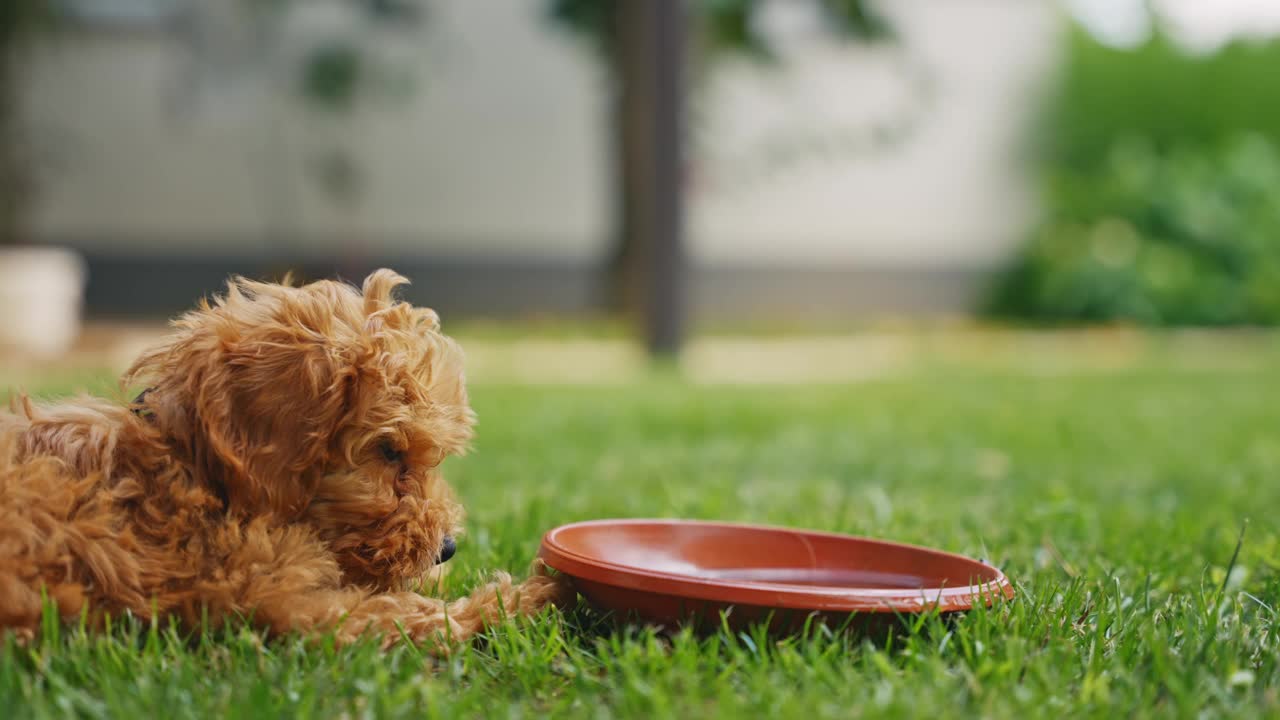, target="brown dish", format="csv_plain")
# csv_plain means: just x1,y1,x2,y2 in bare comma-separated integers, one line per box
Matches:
538,519,1014,630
